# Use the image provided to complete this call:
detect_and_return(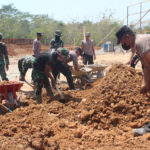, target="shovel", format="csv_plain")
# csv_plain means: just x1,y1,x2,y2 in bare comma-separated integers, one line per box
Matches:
56,85,64,99
0,104,12,113
25,80,35,89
